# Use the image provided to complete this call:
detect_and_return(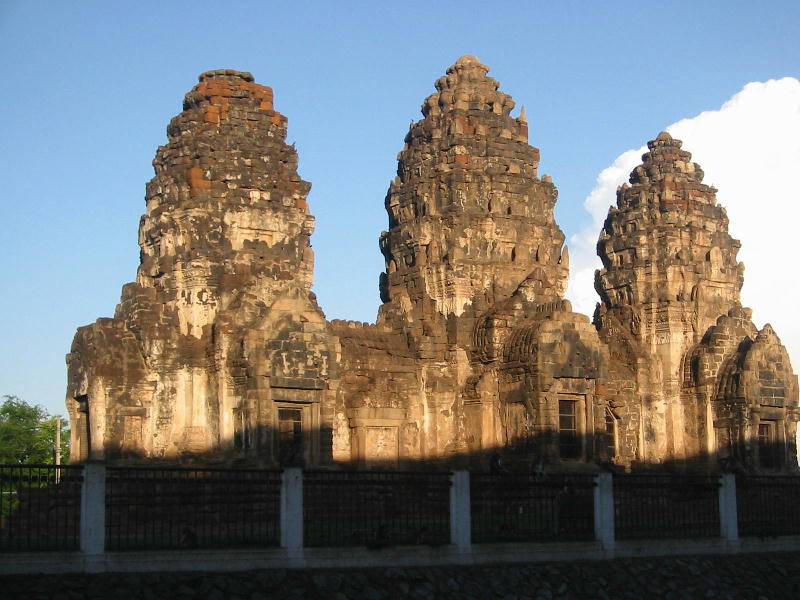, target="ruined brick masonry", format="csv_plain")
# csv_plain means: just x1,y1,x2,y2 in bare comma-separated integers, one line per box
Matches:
66,58,799,472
